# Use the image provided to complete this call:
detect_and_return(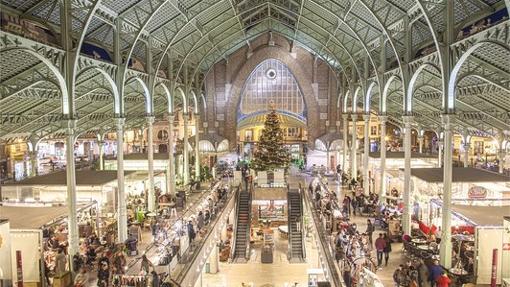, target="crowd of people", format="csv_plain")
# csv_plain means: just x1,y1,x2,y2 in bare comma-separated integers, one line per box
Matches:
309,165,458,287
